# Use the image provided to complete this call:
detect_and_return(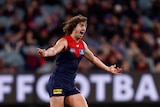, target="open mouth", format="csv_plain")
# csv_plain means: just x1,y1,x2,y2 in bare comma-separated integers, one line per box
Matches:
80,31,85,35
